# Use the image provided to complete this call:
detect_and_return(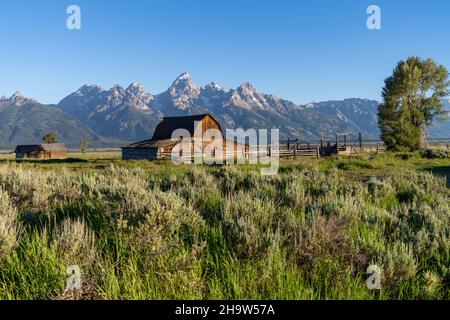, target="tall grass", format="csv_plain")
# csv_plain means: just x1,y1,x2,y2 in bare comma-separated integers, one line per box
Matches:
0,159,448,300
